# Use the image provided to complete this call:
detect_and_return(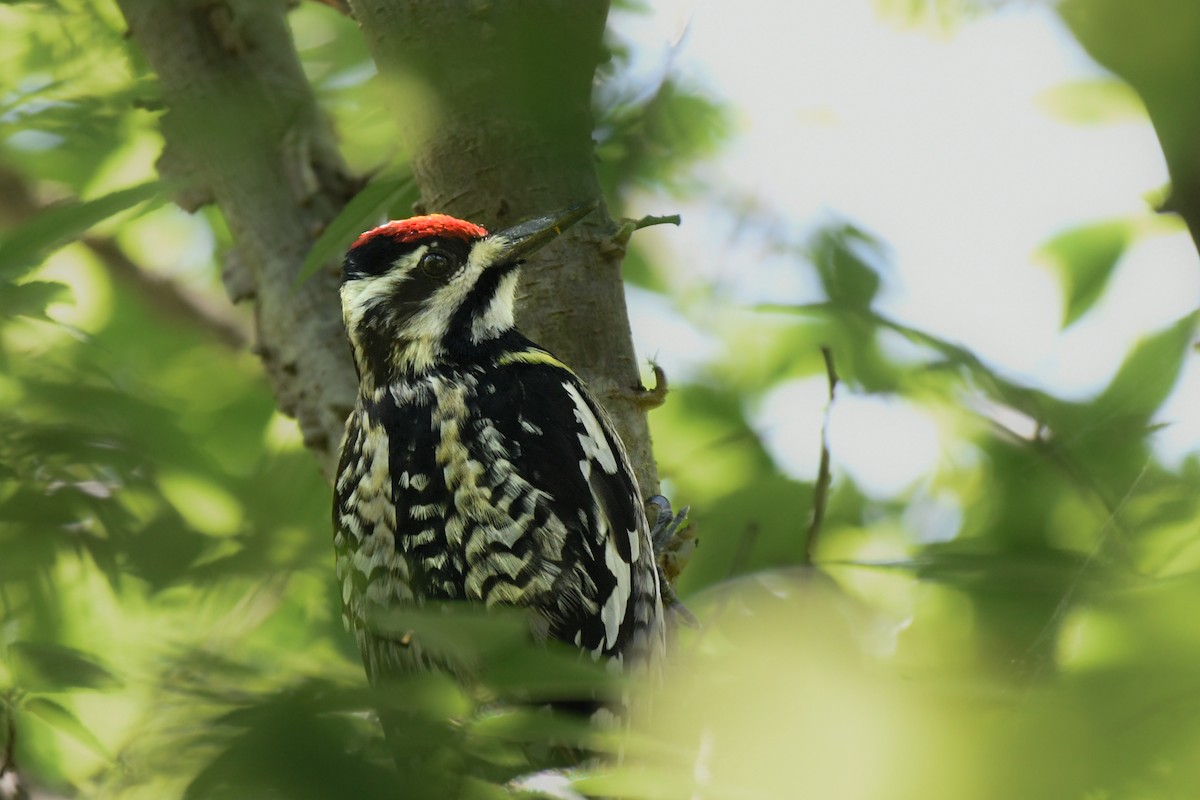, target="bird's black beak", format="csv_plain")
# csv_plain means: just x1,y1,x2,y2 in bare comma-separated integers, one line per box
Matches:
491,200,599,263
